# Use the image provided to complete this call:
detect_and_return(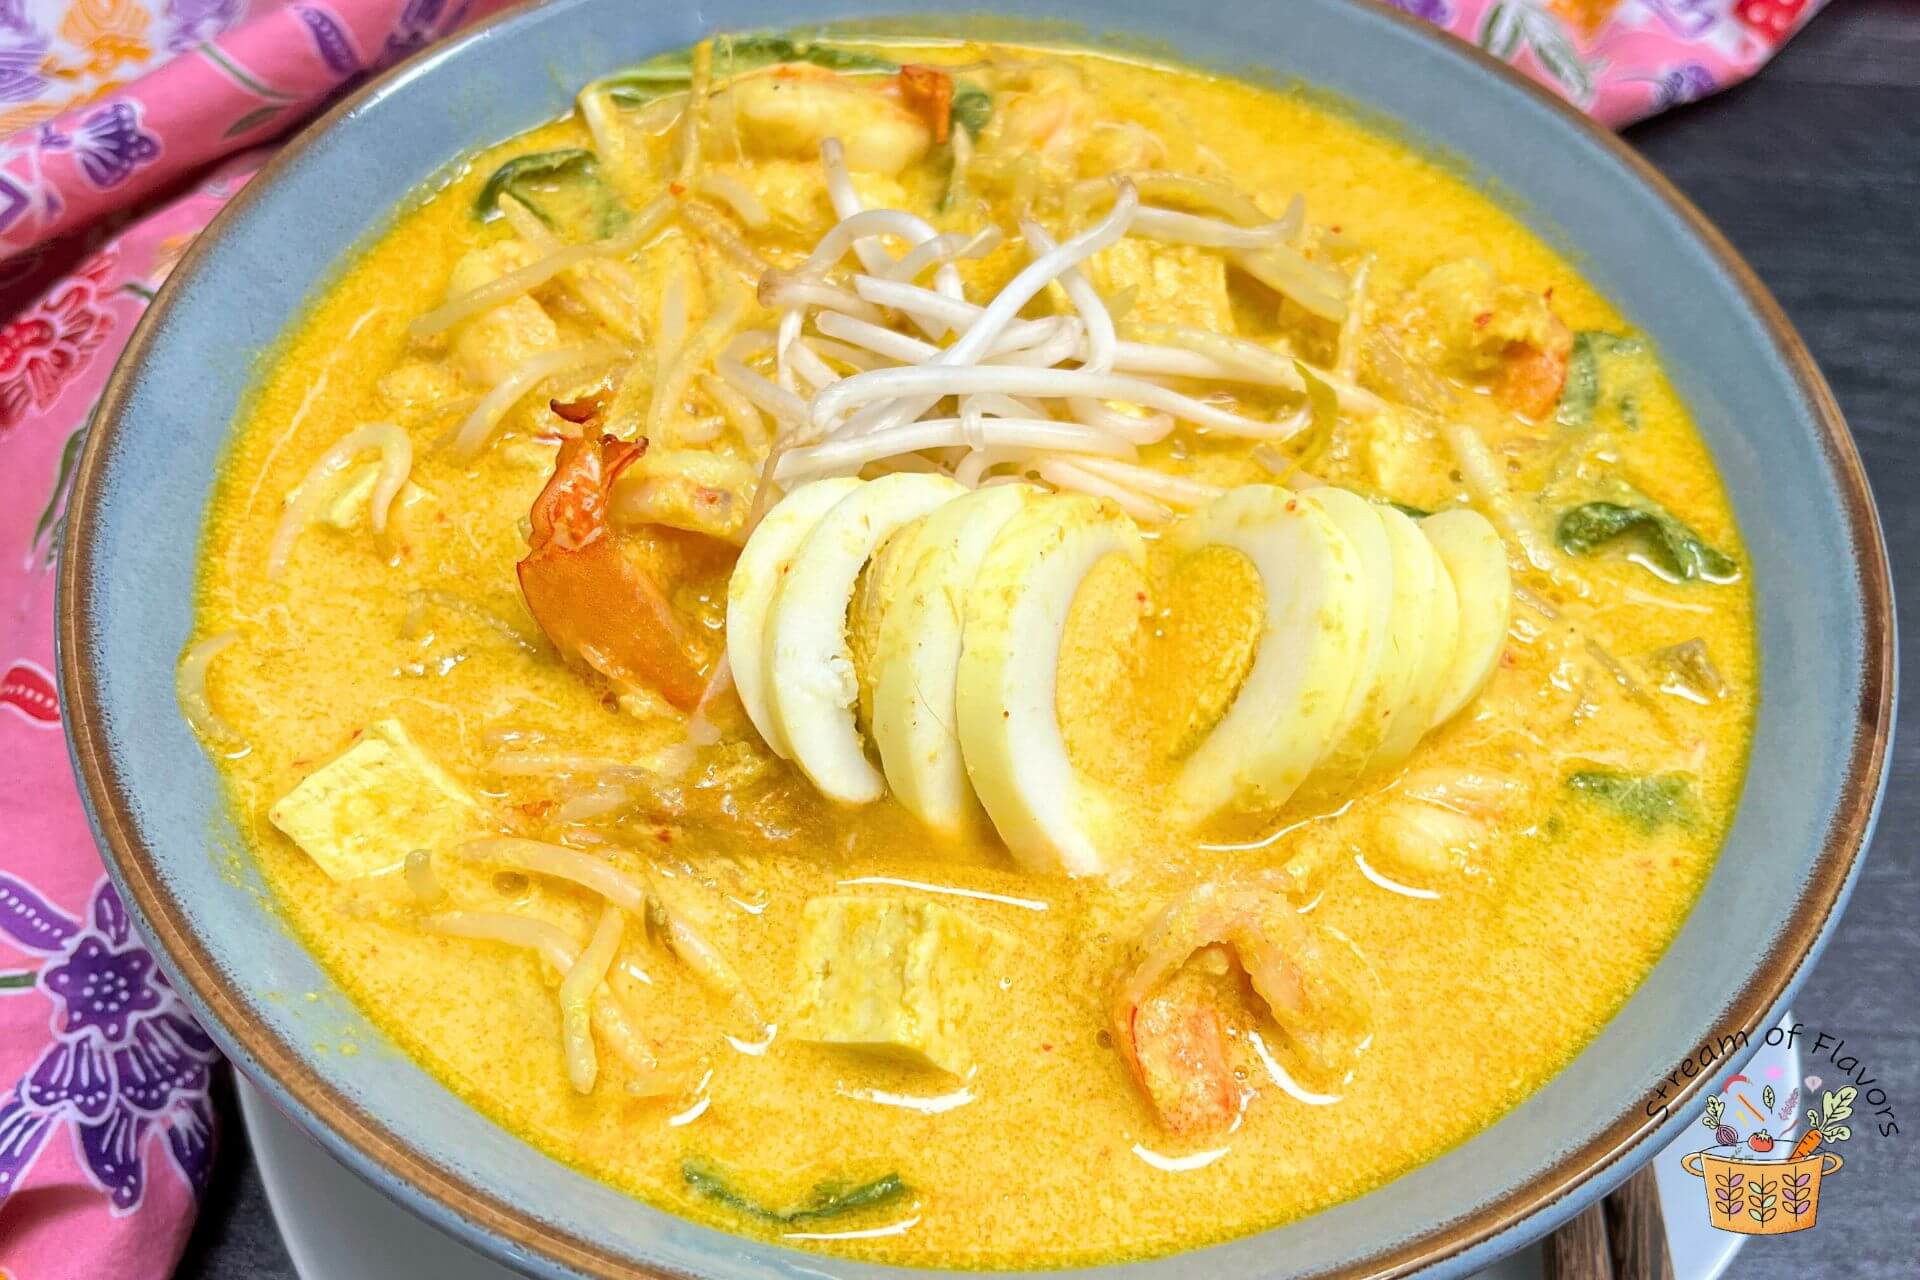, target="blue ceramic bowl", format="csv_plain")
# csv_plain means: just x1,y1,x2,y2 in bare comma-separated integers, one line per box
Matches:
58,1,1894,1276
